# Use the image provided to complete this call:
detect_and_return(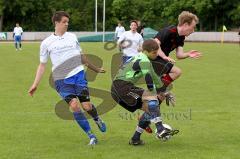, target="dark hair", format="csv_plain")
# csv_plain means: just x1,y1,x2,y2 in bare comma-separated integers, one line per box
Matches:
142,39,159,52
130,20,138,27
52,11,70,25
